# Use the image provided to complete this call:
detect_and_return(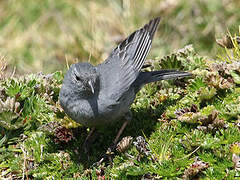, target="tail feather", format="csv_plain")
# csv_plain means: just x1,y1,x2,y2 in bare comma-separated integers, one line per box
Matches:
150,70,192,82
136,70,192,85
